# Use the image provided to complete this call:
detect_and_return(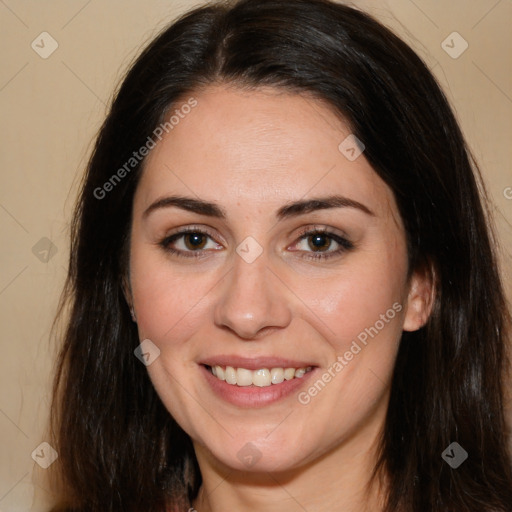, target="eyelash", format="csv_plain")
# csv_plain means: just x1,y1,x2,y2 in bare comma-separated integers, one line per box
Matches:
158,226,354,261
